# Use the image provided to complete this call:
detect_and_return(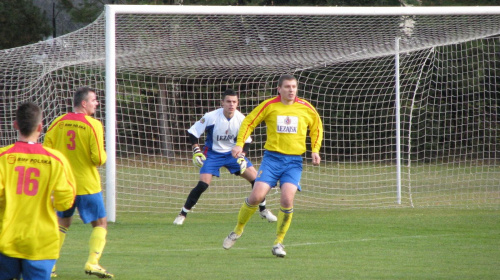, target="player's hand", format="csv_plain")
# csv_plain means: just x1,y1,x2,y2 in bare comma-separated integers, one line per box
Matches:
192,146,206,168
312,152,321,166
237,154,247,174
231,145,243,158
